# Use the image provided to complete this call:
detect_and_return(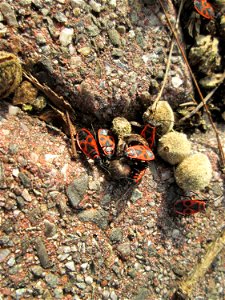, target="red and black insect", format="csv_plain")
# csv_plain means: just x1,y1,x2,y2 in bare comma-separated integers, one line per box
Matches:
98,129,115,159
174,198,207,215
194,0,215,19
140,124,156,149
124,145,155,162
129,162,148,183
76,128,102,164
